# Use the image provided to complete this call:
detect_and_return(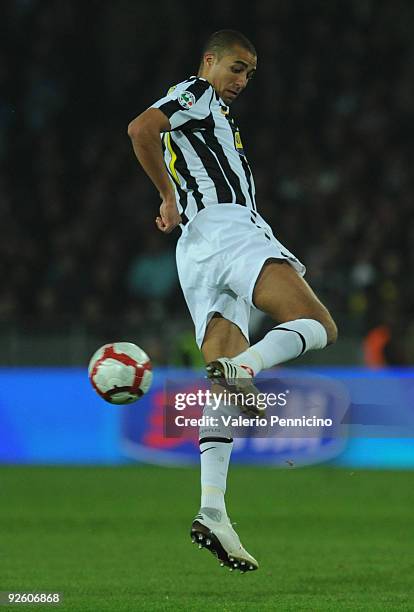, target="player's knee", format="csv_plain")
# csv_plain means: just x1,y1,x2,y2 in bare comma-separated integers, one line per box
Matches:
305,310,337,346
323,316,338,345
